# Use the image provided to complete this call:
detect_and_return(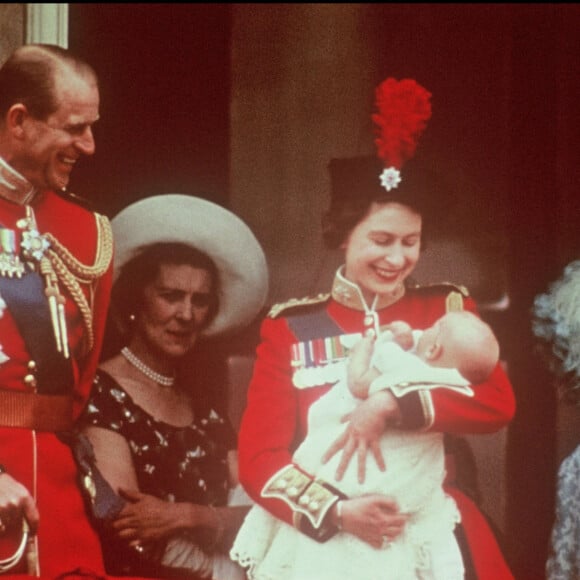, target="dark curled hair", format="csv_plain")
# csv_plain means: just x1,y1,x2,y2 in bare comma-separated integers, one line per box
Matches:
0,43,98,120
321,155,444,251
322,197,376,250
321,197,427,251
112,242,220,340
